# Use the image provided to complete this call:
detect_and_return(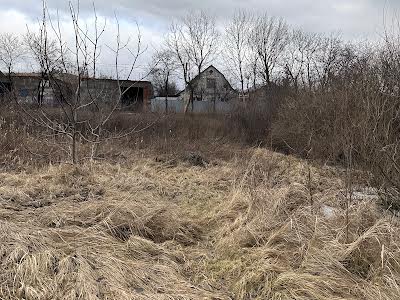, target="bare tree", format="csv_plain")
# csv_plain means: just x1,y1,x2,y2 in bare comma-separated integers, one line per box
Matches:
150,49,178,113
166,22,190,88
181,11,219,76
315,33,342,89
0,33,25,79
24,32,65,105
250,14,289,85
247,44,260,90
167,11,219,83
17,0,150,164
166,11,219,112
0,33,25,103
23,2,68,106
224,10,252,93
283,29,321,90
24,32,65,74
